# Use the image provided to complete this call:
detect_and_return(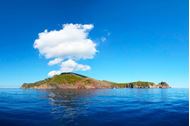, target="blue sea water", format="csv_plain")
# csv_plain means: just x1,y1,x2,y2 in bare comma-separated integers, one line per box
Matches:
0,88,188,126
